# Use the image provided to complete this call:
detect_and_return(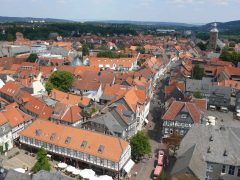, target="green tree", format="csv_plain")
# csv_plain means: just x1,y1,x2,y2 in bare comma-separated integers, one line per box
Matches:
220,46,240,66
97,51,127,58
46,71,74,94
27,53,38,63
82,44,90,56
130,131,151,160
196,42,207,51
193,91,203,99
192,64,204,80
6,33,15,42
137,59,146,66
158,171,166,180
136,47,145,54
32,147,51,173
